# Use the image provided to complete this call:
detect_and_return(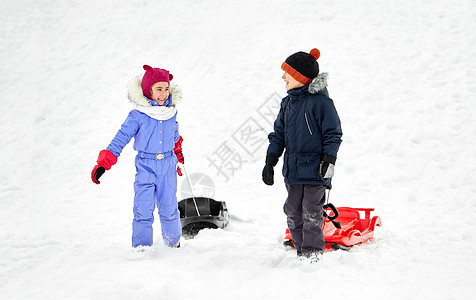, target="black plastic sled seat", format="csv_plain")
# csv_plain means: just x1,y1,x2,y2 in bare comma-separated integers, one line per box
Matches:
178,197,229,238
